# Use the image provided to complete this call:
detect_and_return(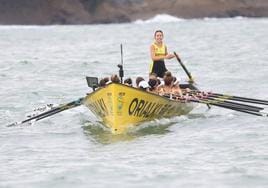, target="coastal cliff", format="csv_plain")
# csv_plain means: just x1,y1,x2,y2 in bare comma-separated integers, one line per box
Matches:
0,0,267,24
